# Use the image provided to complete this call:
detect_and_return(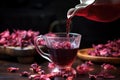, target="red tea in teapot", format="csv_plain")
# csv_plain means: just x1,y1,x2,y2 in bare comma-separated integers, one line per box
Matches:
73,3,120,22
